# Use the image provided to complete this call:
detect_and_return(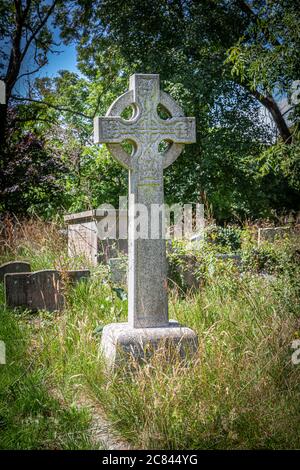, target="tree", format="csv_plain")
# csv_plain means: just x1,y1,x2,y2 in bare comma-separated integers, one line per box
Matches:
0,0,61,145
1,110,68,216
53,0,299,219
56,0,297,143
